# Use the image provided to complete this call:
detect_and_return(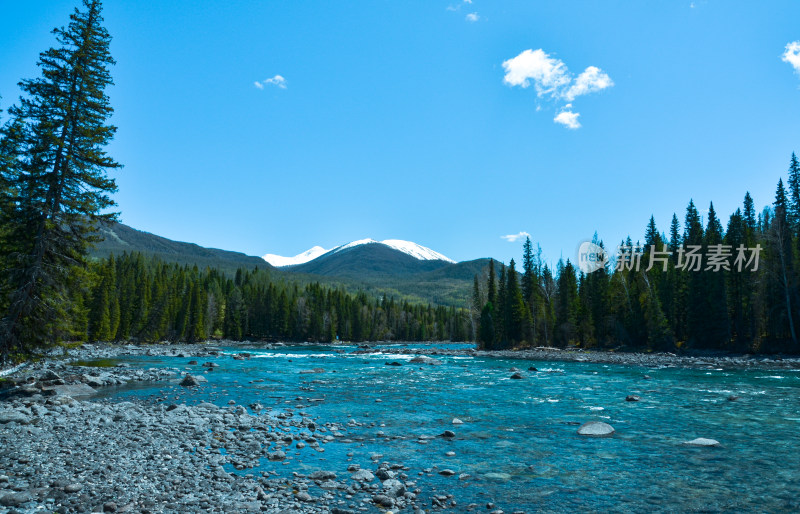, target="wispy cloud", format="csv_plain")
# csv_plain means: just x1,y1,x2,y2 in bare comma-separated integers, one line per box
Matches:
783,41,800,75
501,231,531,243
255,74,287,90
448,1,478,19
502,48,612,129
564,66,614,101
